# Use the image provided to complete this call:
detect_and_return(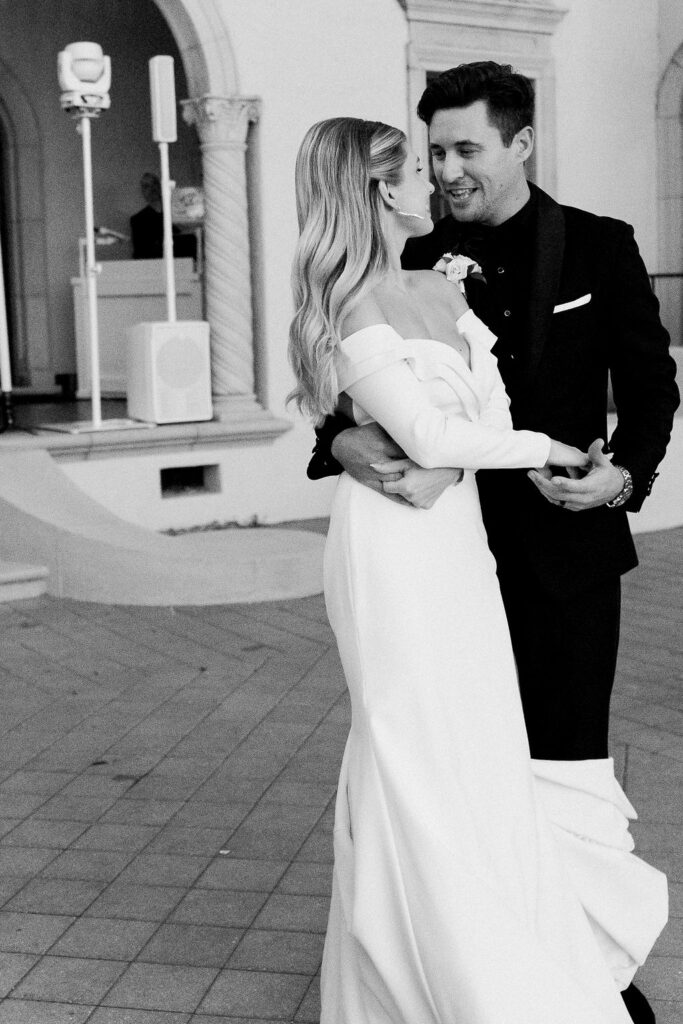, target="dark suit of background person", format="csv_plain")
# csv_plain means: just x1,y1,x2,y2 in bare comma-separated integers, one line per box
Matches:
310,180,679,767
130,172,197,261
